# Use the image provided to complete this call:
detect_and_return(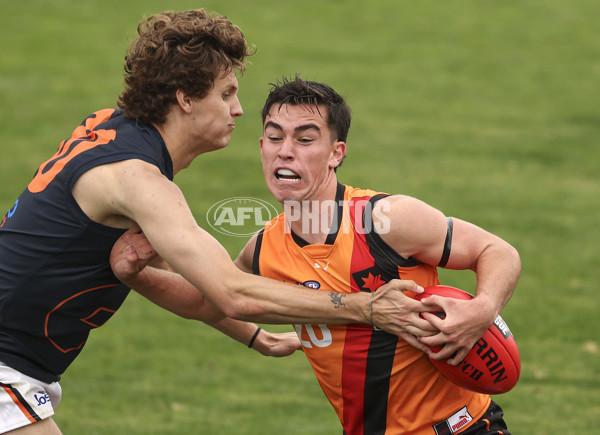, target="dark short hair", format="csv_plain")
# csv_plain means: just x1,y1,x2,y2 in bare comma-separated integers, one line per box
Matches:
261,75,352,143
118,9,252,125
